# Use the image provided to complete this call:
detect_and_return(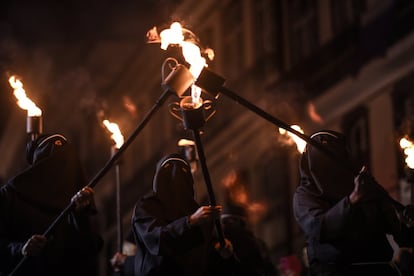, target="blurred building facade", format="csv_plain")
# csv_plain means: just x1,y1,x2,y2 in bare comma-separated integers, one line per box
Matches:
137,0,414,272
1,0,414,275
